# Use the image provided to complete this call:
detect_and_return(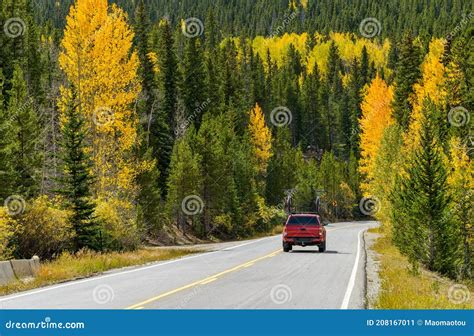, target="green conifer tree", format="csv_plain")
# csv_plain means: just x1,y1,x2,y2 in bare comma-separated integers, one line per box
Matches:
7,63,40,197
59,87,101,251
392,33,422,129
